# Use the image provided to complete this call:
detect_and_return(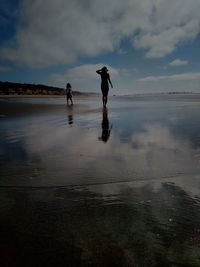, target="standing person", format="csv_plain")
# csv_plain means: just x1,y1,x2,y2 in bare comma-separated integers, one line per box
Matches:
66,83,73,105
96,66,113,106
